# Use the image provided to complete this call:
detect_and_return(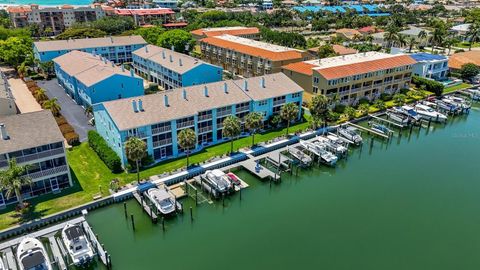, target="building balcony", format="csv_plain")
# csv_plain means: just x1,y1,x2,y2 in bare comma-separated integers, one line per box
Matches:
28,165,68,180
217,123,224,129
177,120,195,129
198,126,213,134
152,126,171,135
273,100,285,106
126,132,147,140
236,106,250,113
216,110,232,118
15,148,65,164
198,114,212,122
153,138,172,148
